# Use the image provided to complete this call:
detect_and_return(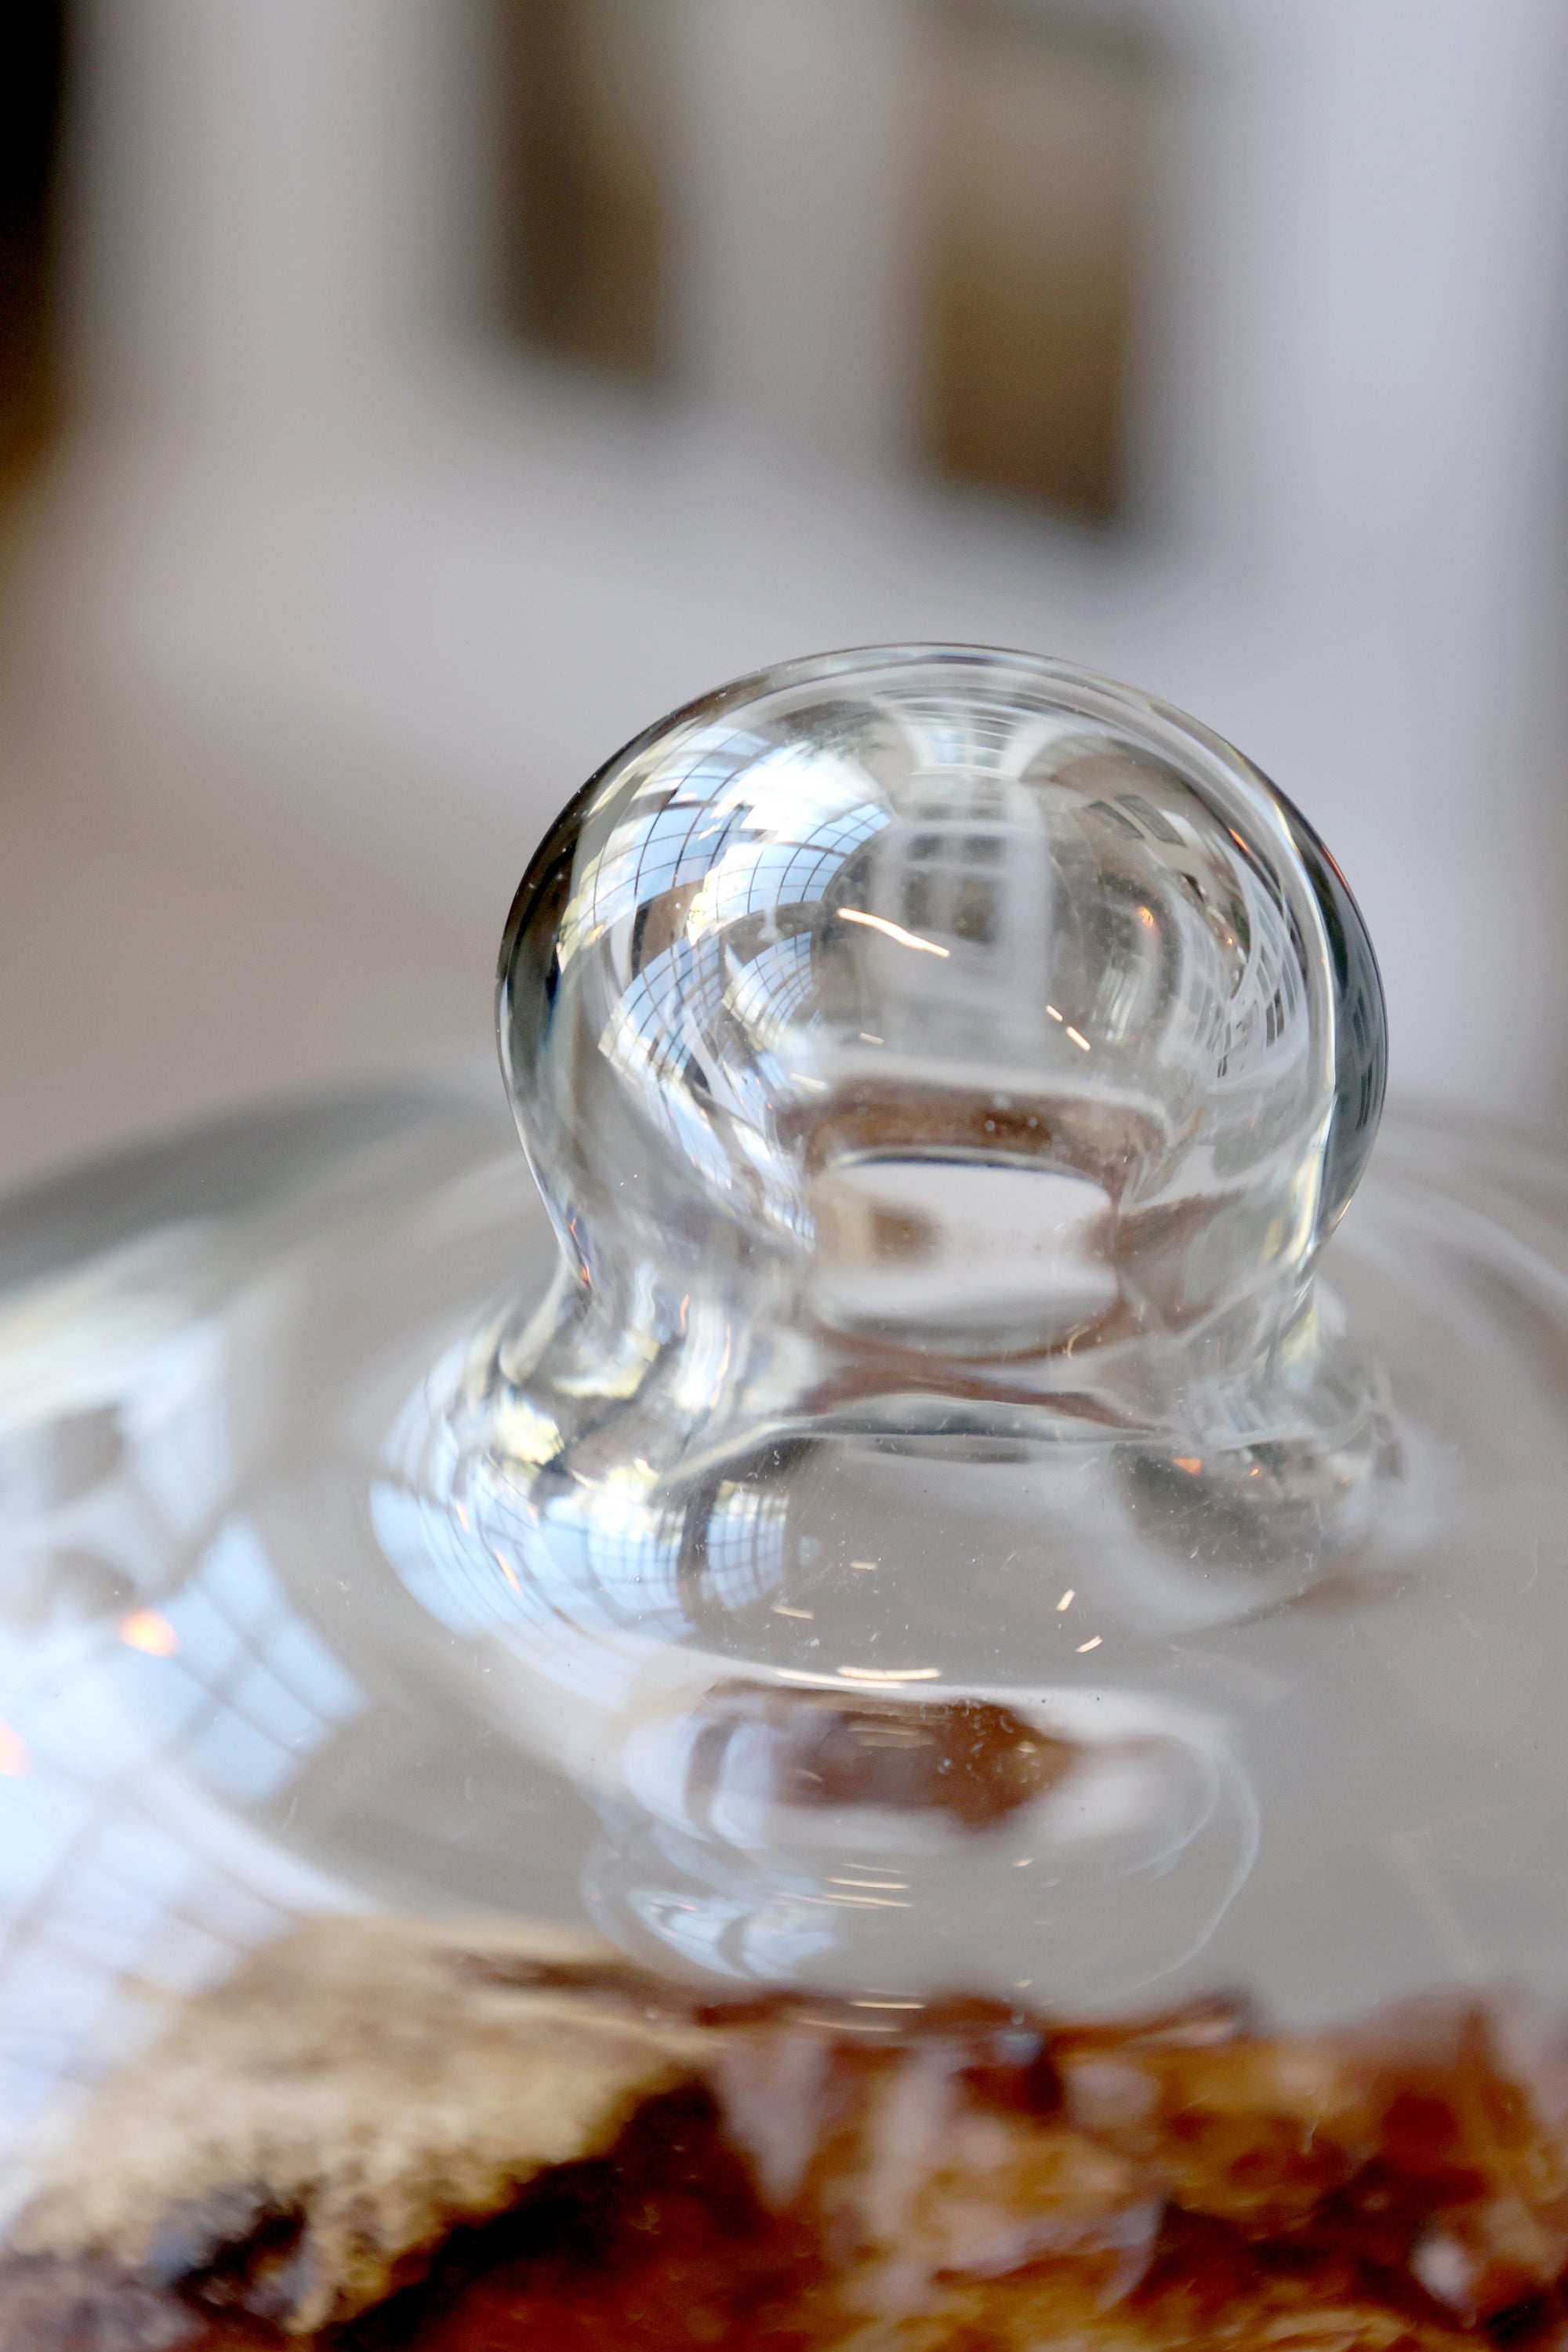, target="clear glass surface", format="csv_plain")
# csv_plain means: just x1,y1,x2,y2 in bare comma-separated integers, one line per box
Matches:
0,648,1554,2230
